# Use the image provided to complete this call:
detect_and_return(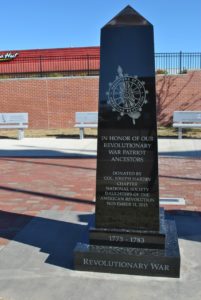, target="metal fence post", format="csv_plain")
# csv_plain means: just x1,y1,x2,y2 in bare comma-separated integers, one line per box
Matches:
40,56,43,77
179,51,182,74
87,55,90,76
200,53,201,69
